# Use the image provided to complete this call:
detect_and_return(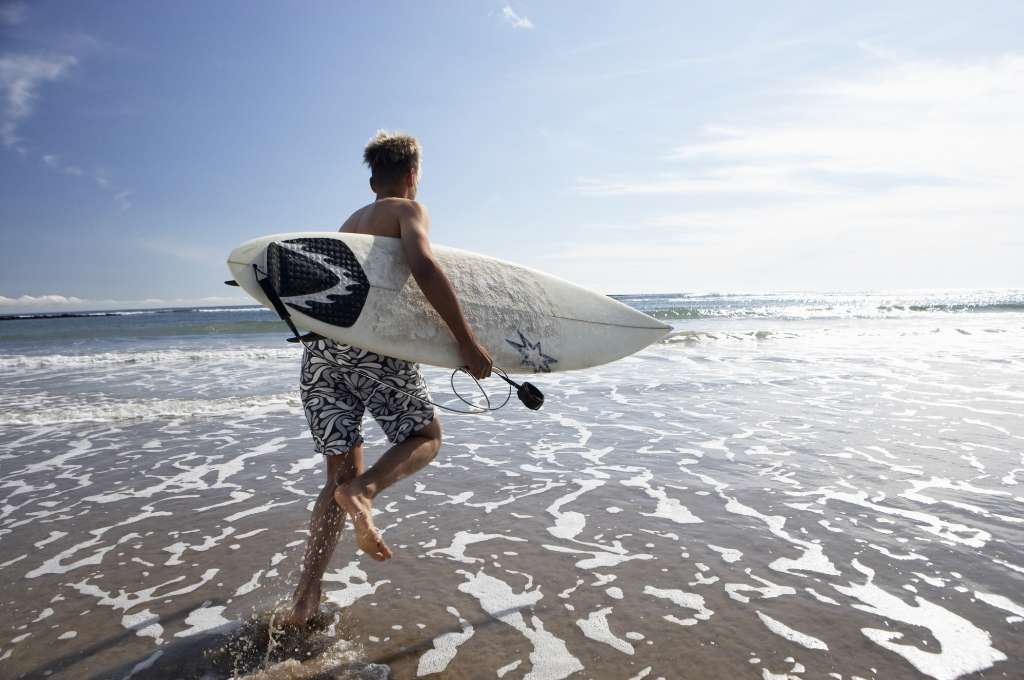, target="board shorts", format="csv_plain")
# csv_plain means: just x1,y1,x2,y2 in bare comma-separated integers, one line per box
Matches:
299,338,435,456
